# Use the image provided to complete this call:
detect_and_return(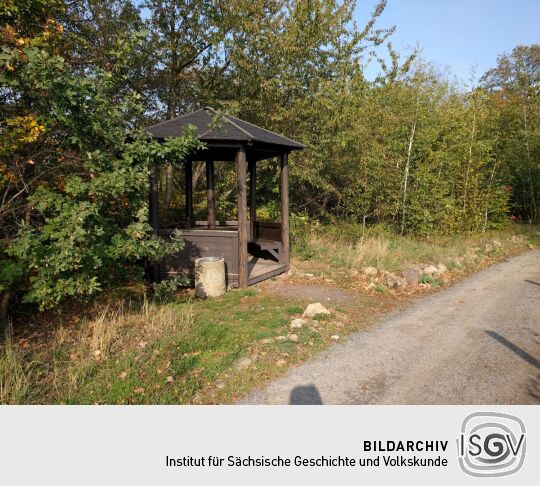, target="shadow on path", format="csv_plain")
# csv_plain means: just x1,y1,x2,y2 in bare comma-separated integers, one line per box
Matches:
289,384,323,405
486,330,540,370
